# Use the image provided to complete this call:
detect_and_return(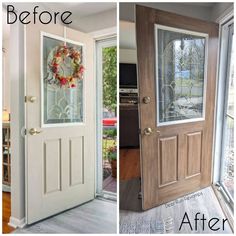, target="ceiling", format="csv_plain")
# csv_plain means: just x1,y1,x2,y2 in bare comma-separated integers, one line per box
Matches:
41,2,117,32
41,2,116,19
